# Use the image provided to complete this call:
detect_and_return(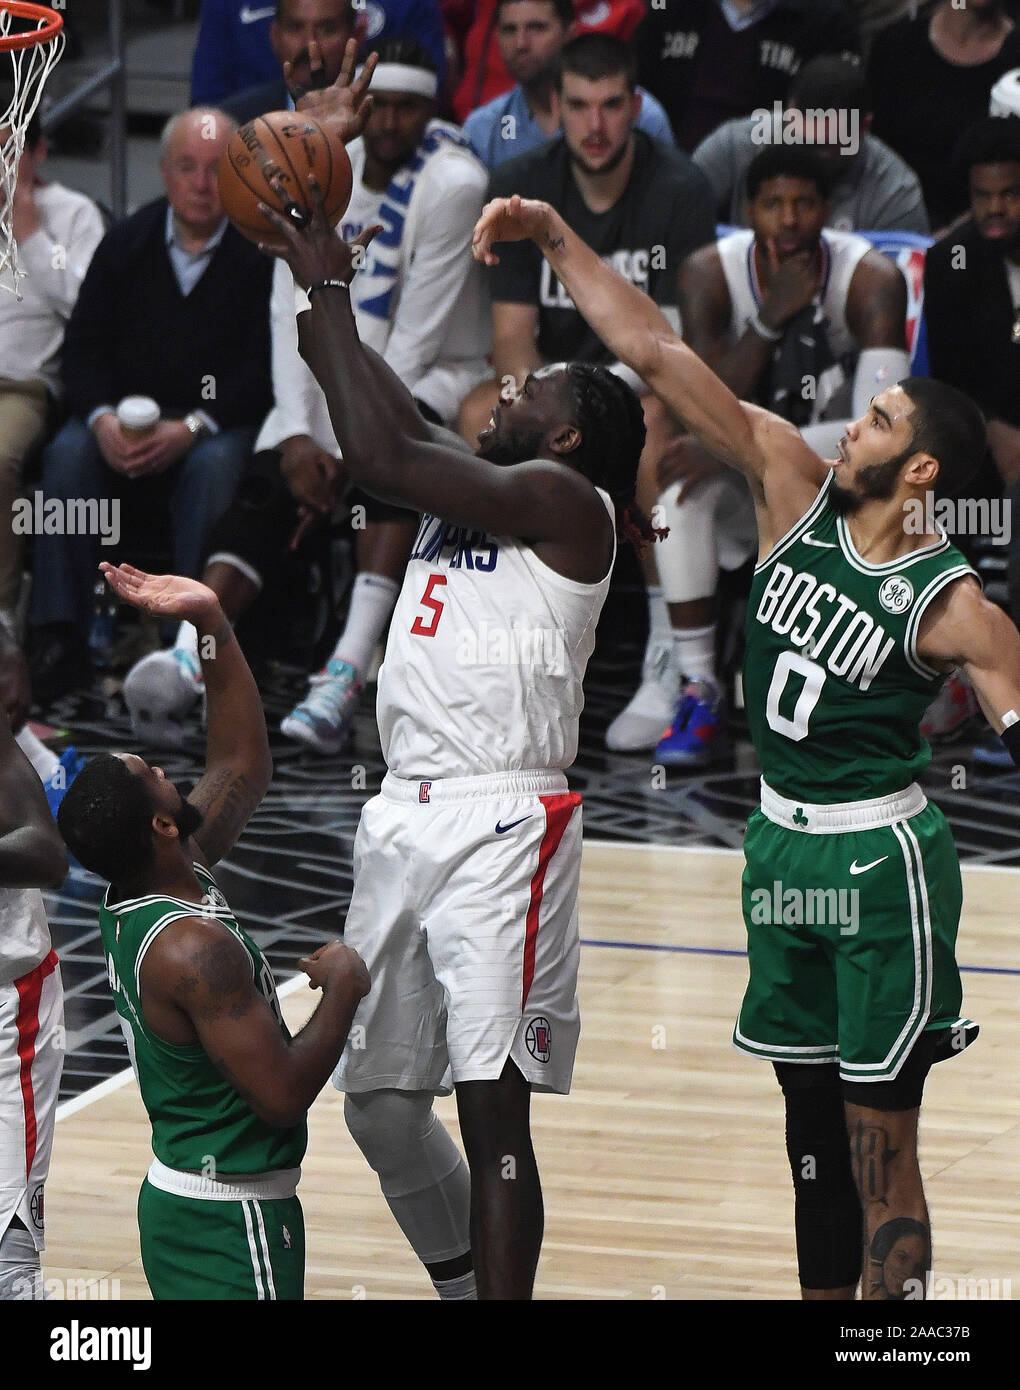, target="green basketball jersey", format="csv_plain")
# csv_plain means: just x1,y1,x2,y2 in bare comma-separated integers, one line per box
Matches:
99,861,306,1175
744,474,976,801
